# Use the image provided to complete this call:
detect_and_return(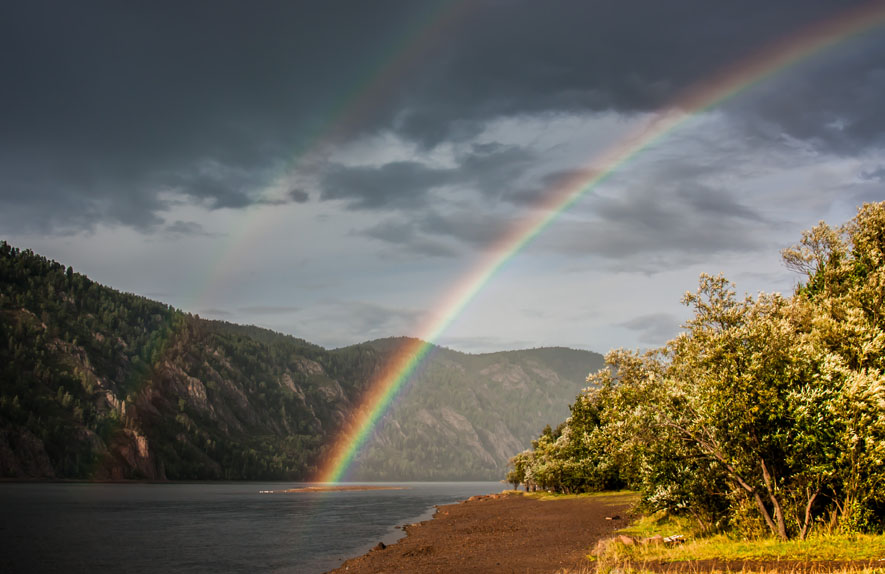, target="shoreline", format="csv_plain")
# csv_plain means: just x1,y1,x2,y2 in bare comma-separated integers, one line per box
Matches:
327,491,884,574
326,491,637,574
